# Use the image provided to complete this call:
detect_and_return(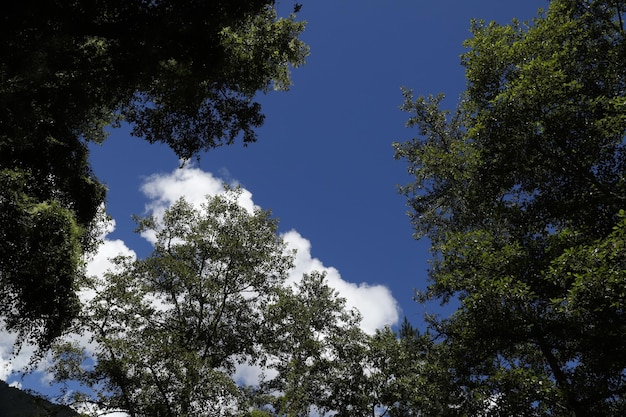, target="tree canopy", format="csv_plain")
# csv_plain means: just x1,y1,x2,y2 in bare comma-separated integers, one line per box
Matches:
49,190,368,417
0,1,308,353
395,0,626,415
